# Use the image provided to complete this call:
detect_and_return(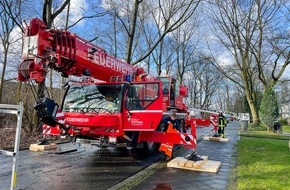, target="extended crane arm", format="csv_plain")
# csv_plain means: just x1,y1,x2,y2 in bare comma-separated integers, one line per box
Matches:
18,18,146,83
